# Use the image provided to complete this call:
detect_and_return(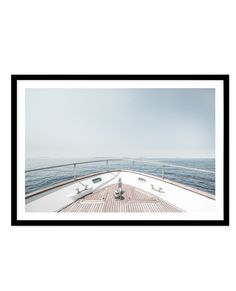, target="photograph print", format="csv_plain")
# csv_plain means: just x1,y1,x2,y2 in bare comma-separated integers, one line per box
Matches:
11,75,229,225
